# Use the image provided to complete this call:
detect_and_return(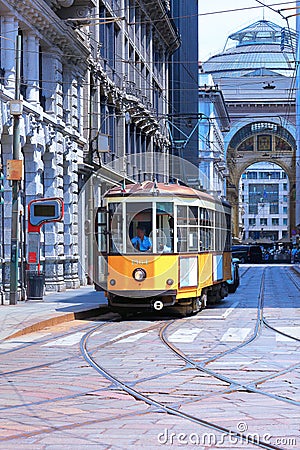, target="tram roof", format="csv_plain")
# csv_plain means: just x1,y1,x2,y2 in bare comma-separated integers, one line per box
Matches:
105,181,230,206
